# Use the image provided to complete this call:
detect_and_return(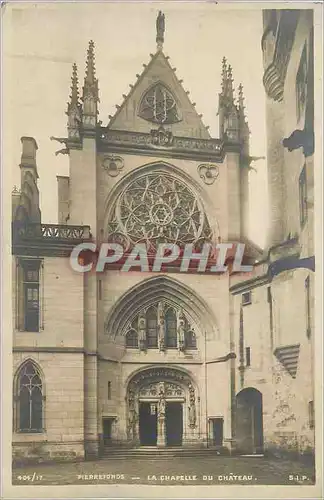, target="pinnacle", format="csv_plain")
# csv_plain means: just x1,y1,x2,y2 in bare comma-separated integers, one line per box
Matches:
221,57,227,91
238,83,244,108
83,40,99,103
85,39,96,85
69,63,79,105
